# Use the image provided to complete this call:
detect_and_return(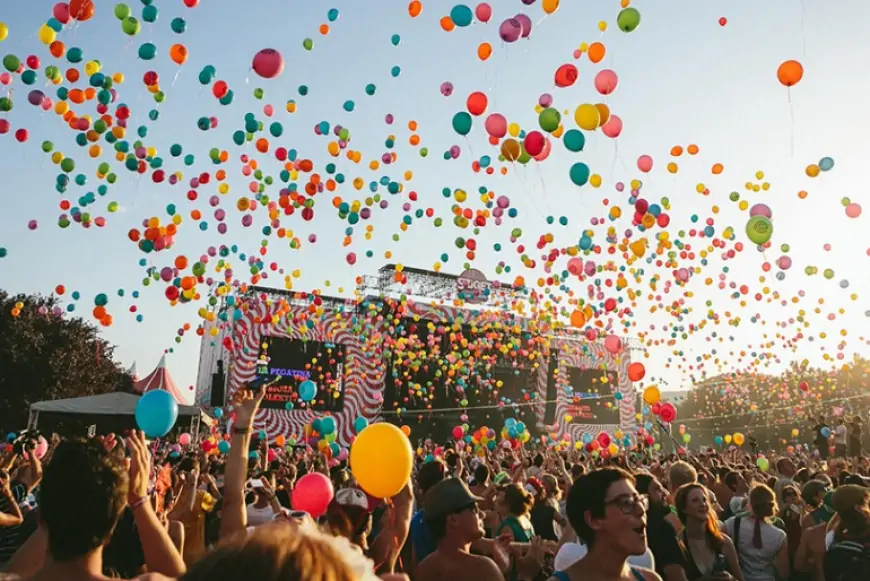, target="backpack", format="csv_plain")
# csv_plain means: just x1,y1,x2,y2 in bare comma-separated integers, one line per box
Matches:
824,540,870,581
